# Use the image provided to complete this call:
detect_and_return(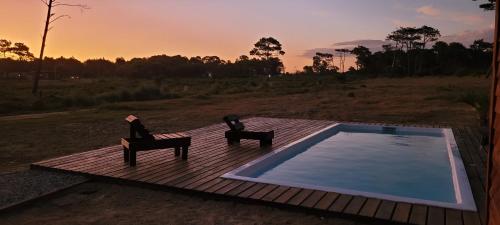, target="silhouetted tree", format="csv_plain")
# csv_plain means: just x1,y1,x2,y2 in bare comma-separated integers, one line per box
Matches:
415,26,441,73
0,32,492,79
386,26,442,75
417,26,441,49
237,55,250,61
115,57,126,64
83,58,115,77
335,49,350,73
312,52,336,74
0,39,12,58
472,0,495,10
303,65,314,74
250,37,285,60
10,43,34,61
351,46,372,71
33,0,89,94
249,37,286,75
471,39,493,52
